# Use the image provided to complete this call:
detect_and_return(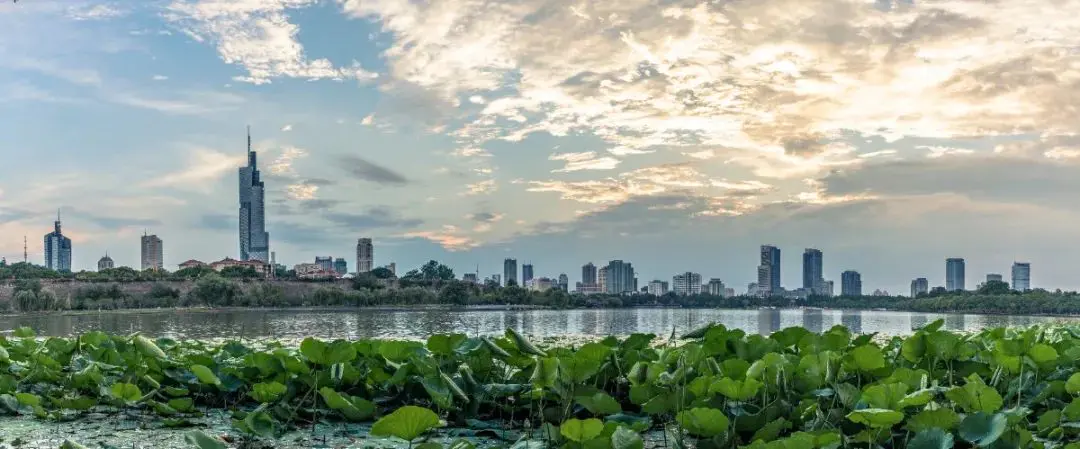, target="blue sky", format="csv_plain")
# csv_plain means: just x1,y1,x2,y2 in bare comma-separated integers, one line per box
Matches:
2,0,1080,295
